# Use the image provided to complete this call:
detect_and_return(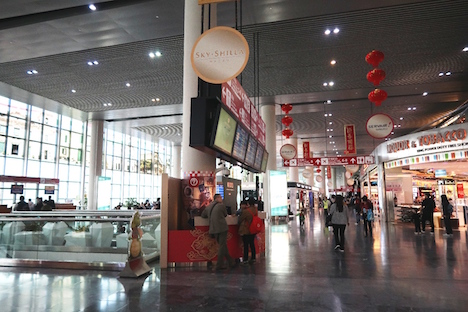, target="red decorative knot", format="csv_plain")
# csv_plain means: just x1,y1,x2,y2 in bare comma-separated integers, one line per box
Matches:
368,89,388,106
365,50,384,68
282,128,294,139
316,168,321,173
281,103,293,114
366,68,386,86
281,115,293,127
